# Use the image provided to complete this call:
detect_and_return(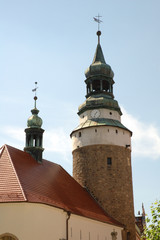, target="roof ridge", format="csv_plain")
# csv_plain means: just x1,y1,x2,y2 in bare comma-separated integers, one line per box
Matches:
5,145,27,201
0,145,5,158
